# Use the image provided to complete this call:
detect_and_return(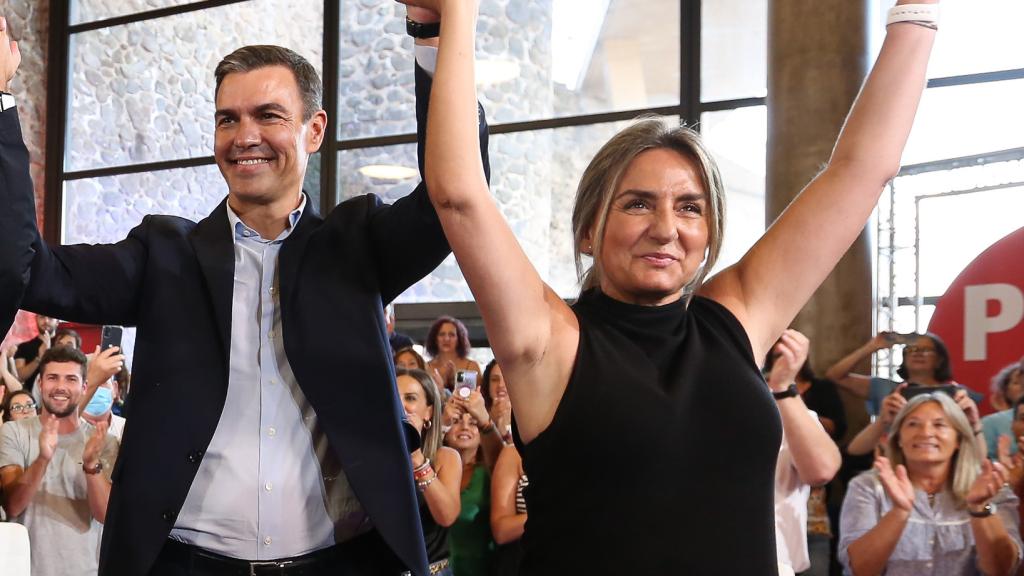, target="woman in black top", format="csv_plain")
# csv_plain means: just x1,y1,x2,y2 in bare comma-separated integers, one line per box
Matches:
396,368,461,575
404,0,939,572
